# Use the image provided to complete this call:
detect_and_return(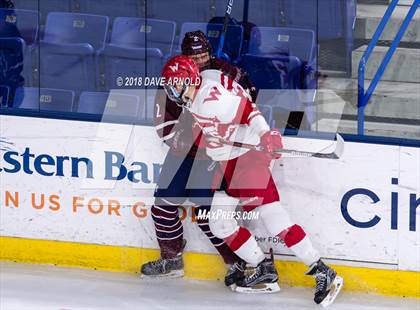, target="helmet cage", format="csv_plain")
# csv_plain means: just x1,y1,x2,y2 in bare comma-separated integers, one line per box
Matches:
163,83,188,107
